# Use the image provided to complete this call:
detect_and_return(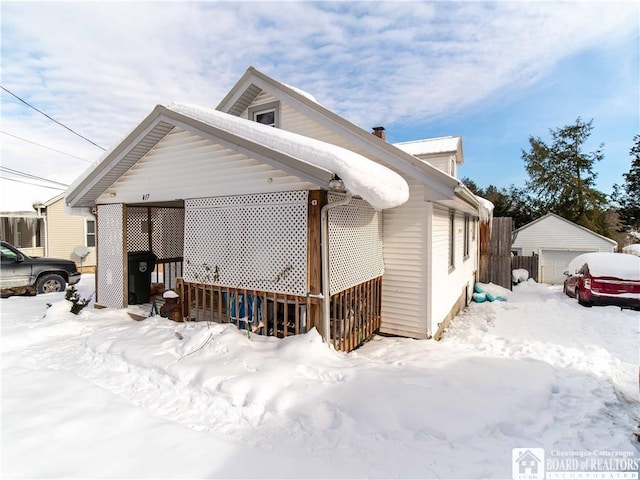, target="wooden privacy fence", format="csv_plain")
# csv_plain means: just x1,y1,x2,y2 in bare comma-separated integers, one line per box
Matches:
479,217,513,290
511,254,539,282
174,276,382,352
